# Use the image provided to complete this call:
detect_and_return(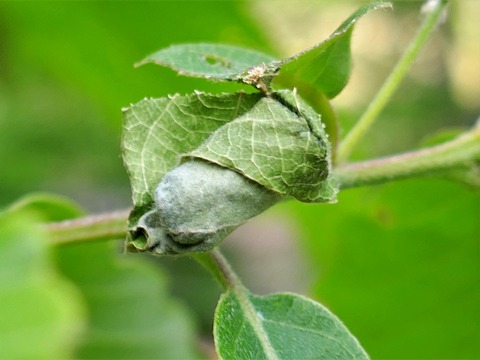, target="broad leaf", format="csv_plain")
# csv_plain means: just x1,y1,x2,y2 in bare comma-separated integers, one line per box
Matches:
214,291,368,360
137,43,277,82
0,212,84,359
274,1,392,99
122,92,262,208
55,241,200,359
